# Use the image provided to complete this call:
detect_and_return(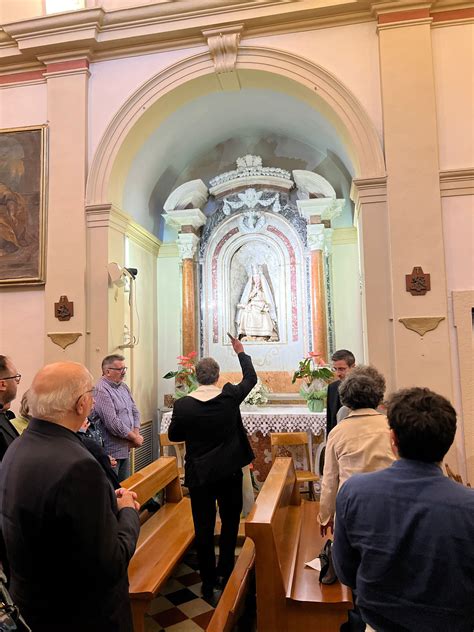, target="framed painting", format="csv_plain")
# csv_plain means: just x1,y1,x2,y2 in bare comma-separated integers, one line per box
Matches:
0,125,47,285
